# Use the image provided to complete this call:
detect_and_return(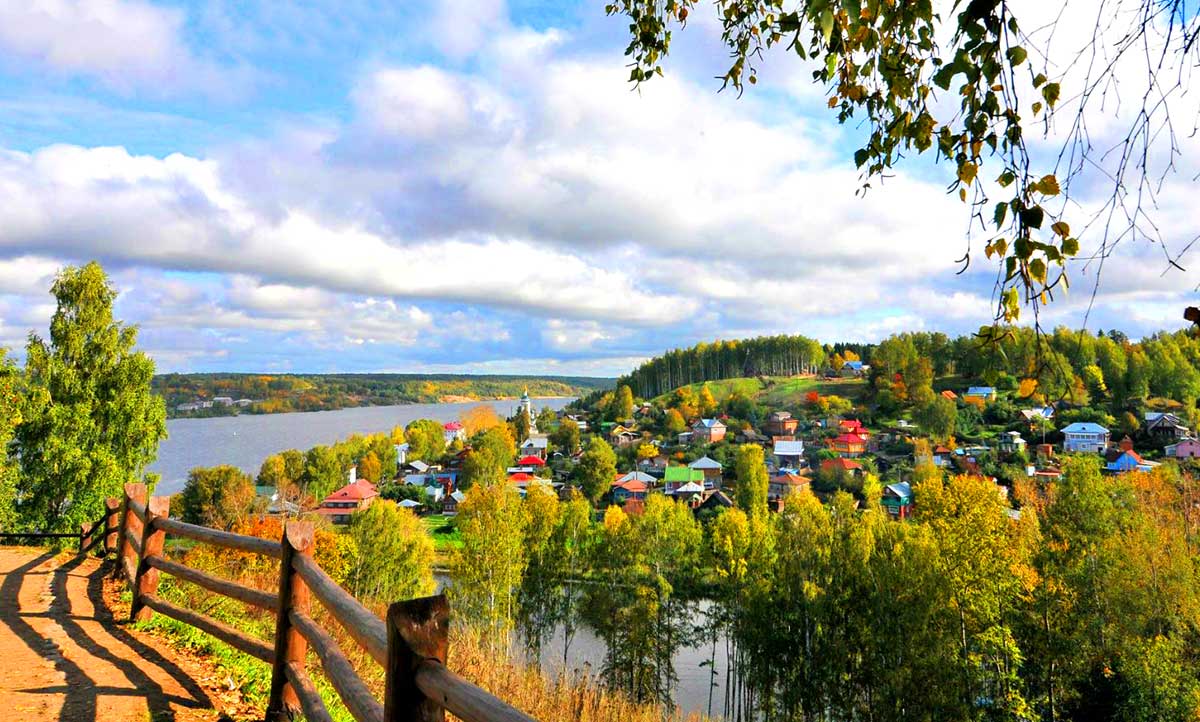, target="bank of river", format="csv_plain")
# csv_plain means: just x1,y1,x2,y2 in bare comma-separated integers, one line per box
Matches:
148,397,574,495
